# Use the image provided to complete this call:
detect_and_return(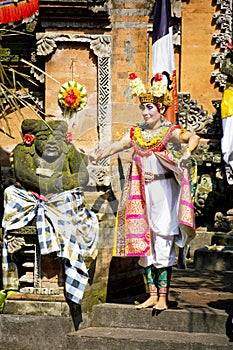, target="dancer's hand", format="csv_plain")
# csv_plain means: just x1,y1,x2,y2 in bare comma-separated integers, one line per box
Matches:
178,150,191,170
89,147,104,164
